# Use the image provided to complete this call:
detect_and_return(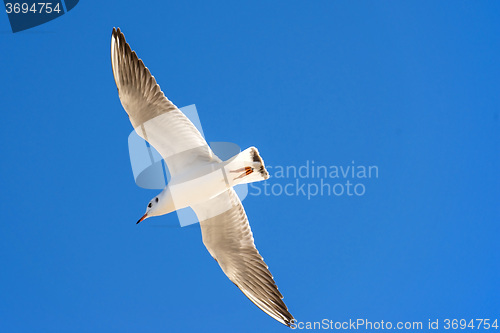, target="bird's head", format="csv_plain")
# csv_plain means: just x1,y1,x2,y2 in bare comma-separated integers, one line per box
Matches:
136,190,175,224
136,196,160,224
